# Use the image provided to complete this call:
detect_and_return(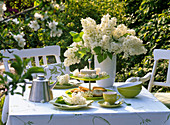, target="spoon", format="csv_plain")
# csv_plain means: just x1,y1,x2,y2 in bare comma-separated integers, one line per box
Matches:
124,101,131,106
120,97,131,106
